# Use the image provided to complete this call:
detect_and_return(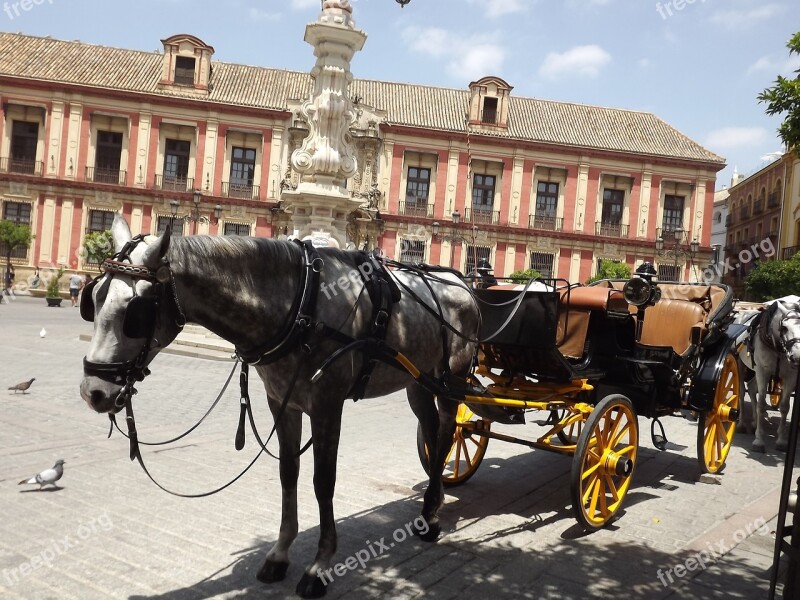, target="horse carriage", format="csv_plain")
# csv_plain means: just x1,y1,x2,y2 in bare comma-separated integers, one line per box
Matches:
415,268,745,530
